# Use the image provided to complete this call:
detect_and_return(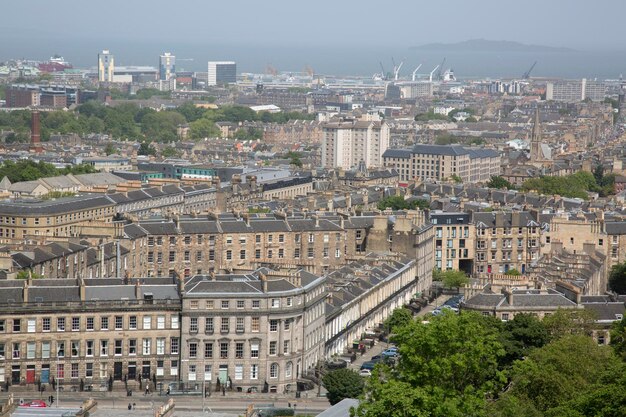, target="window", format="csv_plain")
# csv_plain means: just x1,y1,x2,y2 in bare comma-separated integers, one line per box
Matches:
250,342,259,358
240,249,246,260
252,300,260,309
72,317,80,331
235,364,243,380
27,342,35,359
171,338,179,355
287,297,292,307
226,250,232,260
250,364,258,380
86,363,93,378
284,319,291,331
204,364,212,381
204,342,213,359
114,340,122,356
221,300,229,309
270,320,278,332
129,316,137,330
0,319,4,332
307,247,314,258
86,317,94,331
205,317,214,333
283,340,290,354
269,341,277,355
220,342,228,359
42,341,50,359
236,317,244,332
189,342,198,359
129,339,137,355
237,300,245,309
235,342,244,359
188,365,196,382
255,249,261,259
190,318,198,333
501,313,510,322
57,318,65,331
100,340,108,356
171,315,179,329
115,316,123,330
100,317,108,330
221,317,229,333
270,363,278,378
294,248,300,259
271,299,280,308
156,338,165,355
142,339,151,355
143,316,151,330
169,251,176,262
71,363,79,379
196,251,202,261
12,343,20,359
286,362,292,378
27,319,36,333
